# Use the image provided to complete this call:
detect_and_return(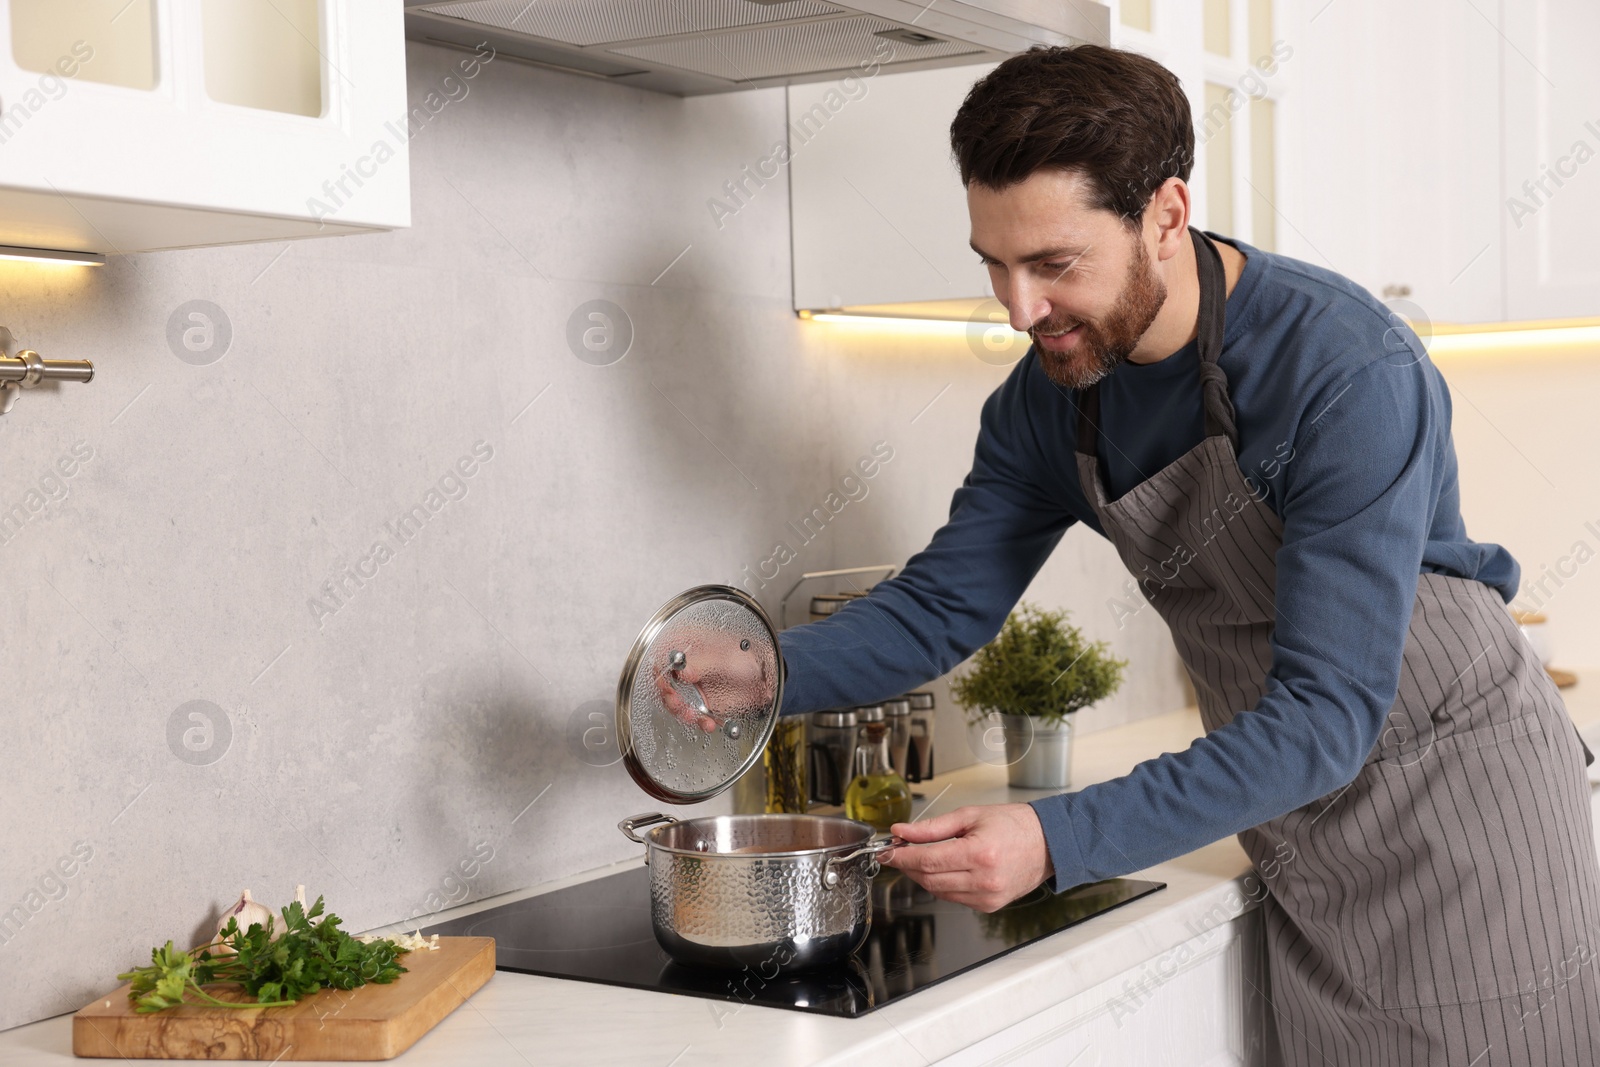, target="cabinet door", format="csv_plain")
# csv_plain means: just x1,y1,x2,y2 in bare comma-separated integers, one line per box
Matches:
930,913,1268,1067
1501,0,1600,322
788,62,996,316
1369,0,1503,326
1283,0,1502,325
0,0,409,252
